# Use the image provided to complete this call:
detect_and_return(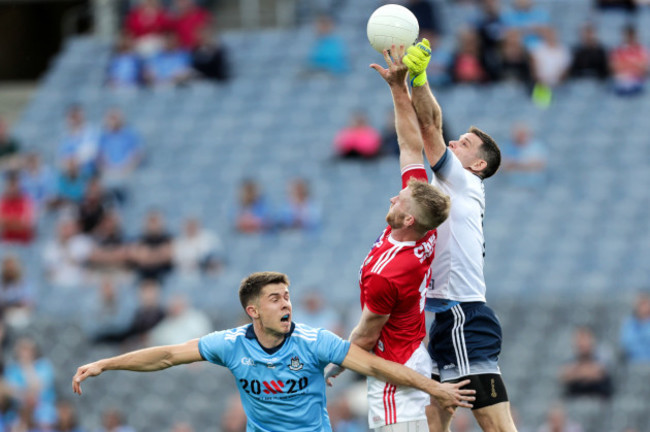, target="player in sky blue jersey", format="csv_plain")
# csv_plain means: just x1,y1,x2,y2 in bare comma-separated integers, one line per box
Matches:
73,271,475,431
